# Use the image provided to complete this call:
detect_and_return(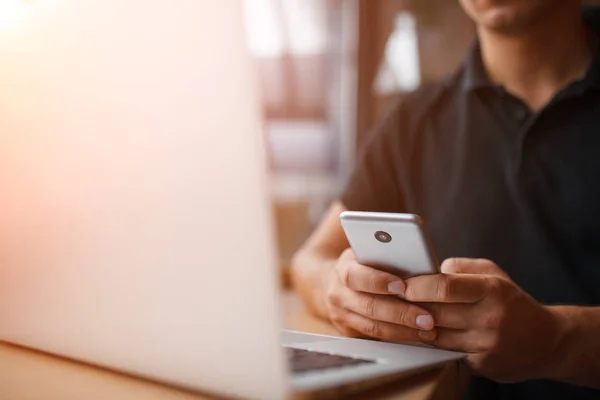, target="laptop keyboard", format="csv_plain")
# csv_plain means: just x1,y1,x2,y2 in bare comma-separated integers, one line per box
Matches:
286,347,376,374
